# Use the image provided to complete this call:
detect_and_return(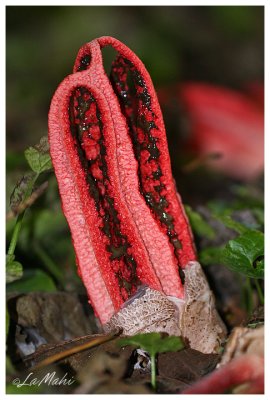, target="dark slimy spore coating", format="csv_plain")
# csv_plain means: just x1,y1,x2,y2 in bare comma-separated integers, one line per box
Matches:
69,86,141,299
77,54,91,71
110,56,183,270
